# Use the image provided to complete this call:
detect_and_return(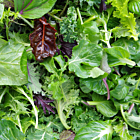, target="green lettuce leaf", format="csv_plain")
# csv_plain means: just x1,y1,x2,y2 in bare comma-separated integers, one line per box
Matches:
107,0,139,40
0,34,28,85
75,120,113,140
0,119,25,140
